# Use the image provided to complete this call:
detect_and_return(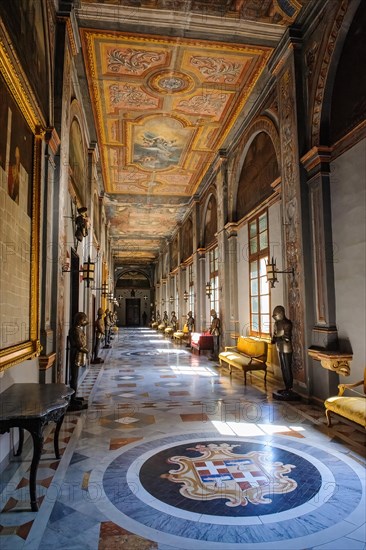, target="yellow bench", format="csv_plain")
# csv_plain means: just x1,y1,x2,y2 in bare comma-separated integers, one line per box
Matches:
325,368,366,429
173,324,189,343
165,326,175,338
219,336,268,385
